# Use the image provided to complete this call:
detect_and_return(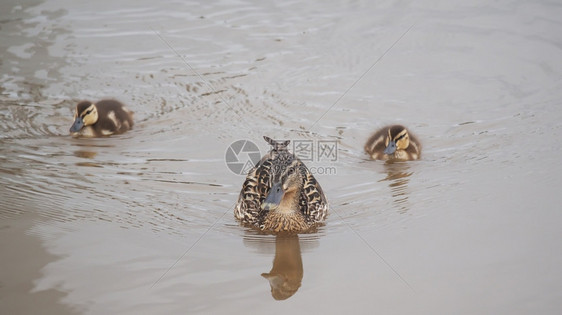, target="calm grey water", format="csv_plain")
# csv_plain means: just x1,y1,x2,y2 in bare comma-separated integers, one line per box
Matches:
1,0,561,314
